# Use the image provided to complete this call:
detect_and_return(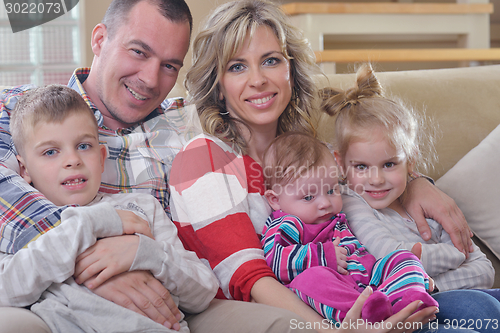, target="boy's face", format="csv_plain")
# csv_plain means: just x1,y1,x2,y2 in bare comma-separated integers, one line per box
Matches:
17,111,106,206
266,157,343,224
